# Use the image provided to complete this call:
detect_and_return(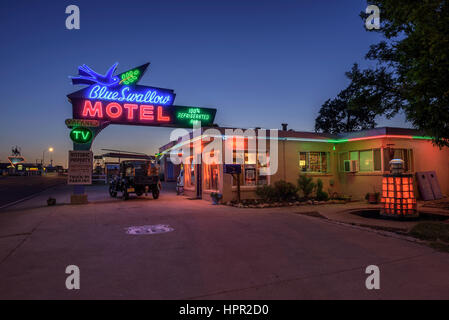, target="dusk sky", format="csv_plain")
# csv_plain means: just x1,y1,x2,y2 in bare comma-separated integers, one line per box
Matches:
0,0,410,166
